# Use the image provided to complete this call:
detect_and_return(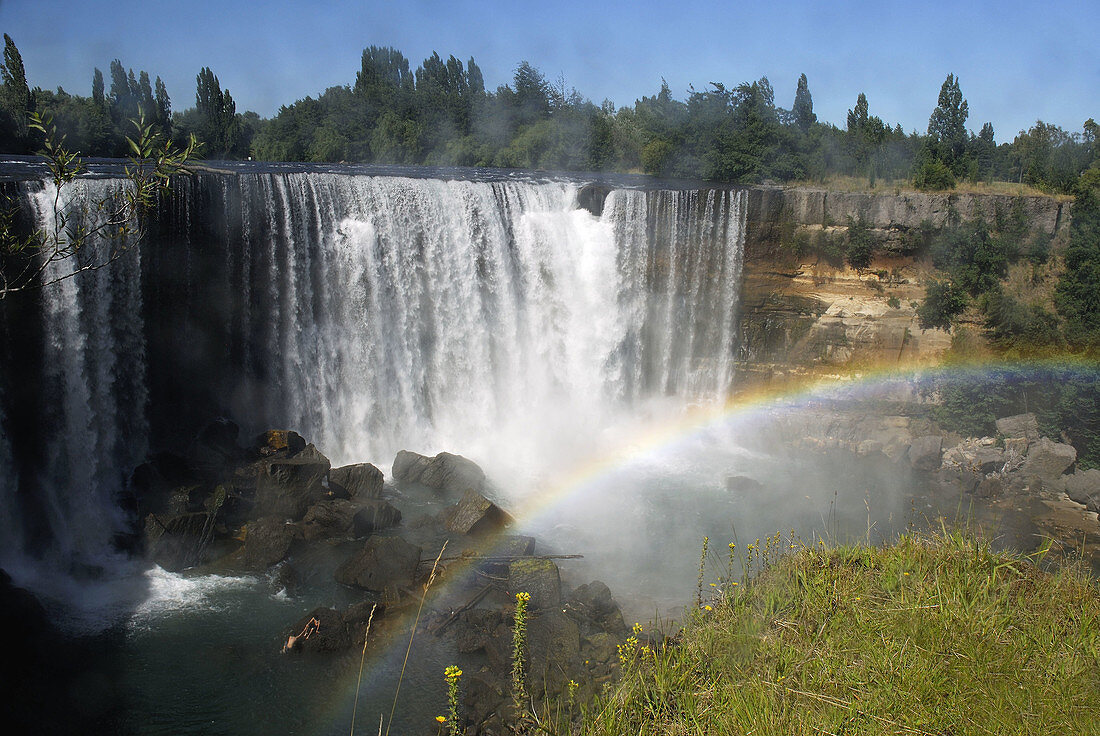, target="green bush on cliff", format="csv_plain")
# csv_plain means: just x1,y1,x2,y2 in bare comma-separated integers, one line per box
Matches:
572,531,1100,736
